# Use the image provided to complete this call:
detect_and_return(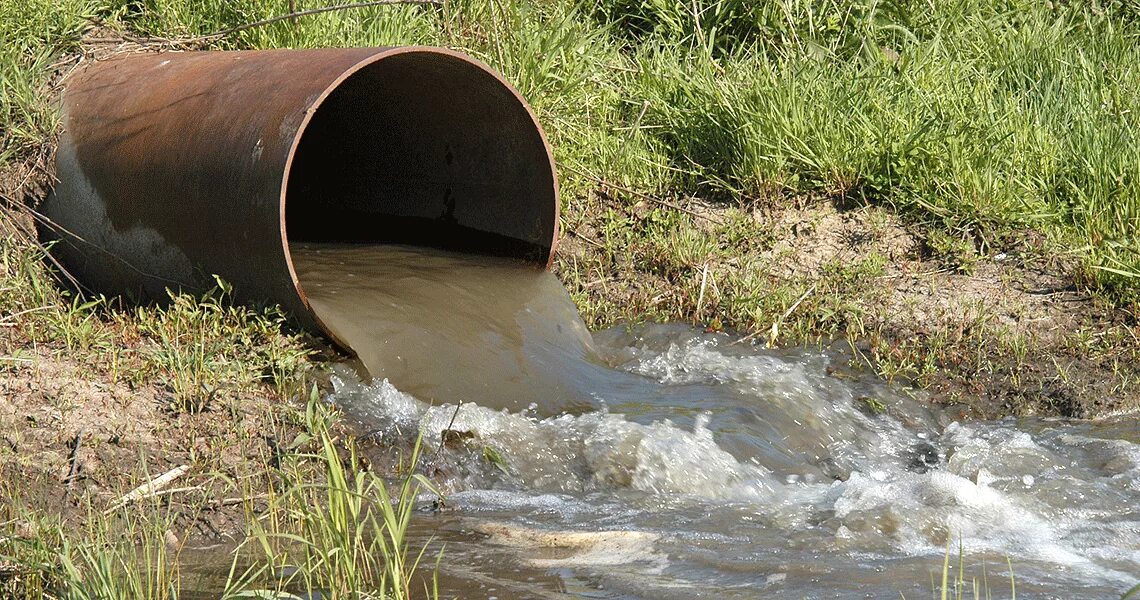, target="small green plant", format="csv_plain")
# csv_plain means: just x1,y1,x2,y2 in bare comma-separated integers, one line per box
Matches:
905,537,1016,600
926,230,979,274
130,279,310,413
242,401,441,600
858,396,887,415
482,445,510,474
